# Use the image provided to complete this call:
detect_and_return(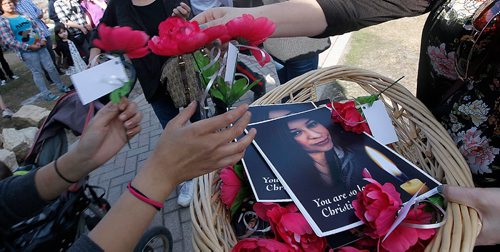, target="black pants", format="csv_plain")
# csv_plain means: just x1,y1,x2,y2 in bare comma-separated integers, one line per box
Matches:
0,48,14,80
